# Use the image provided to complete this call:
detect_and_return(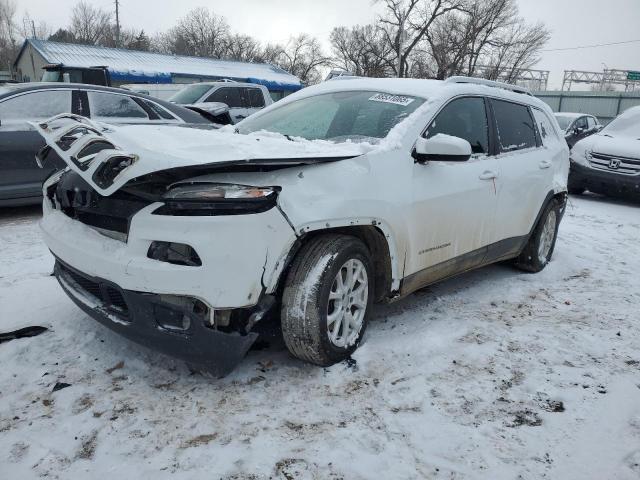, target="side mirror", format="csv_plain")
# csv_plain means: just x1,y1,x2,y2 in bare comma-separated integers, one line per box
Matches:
412,135,472,163
575,127,585,135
